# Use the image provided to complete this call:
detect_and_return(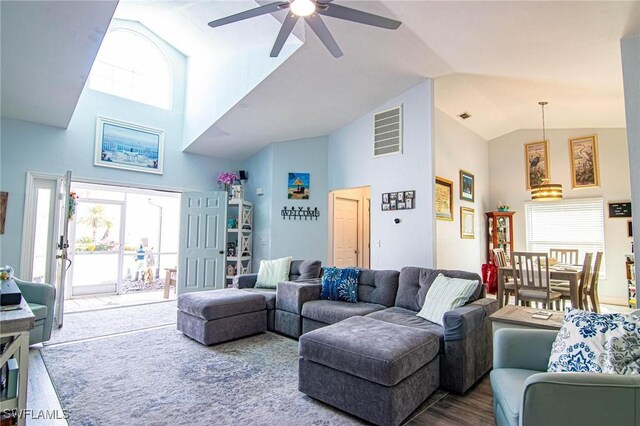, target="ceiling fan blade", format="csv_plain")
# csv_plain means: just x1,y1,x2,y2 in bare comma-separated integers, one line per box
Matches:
305,14,343,58
208,2,289,28
271,13,299,57
317,4,401,30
